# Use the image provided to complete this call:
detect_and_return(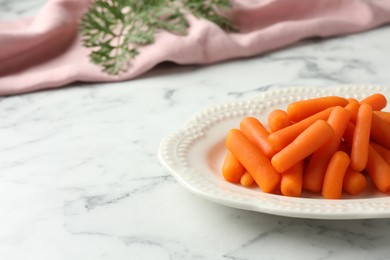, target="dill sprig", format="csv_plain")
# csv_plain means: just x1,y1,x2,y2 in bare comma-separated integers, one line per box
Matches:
80,0,237,75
